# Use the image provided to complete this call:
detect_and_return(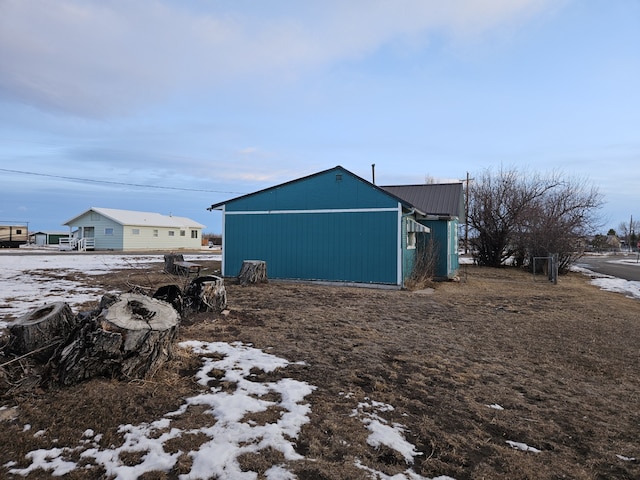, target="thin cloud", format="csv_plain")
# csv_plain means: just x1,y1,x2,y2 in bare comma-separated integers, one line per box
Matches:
0,0,560,117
